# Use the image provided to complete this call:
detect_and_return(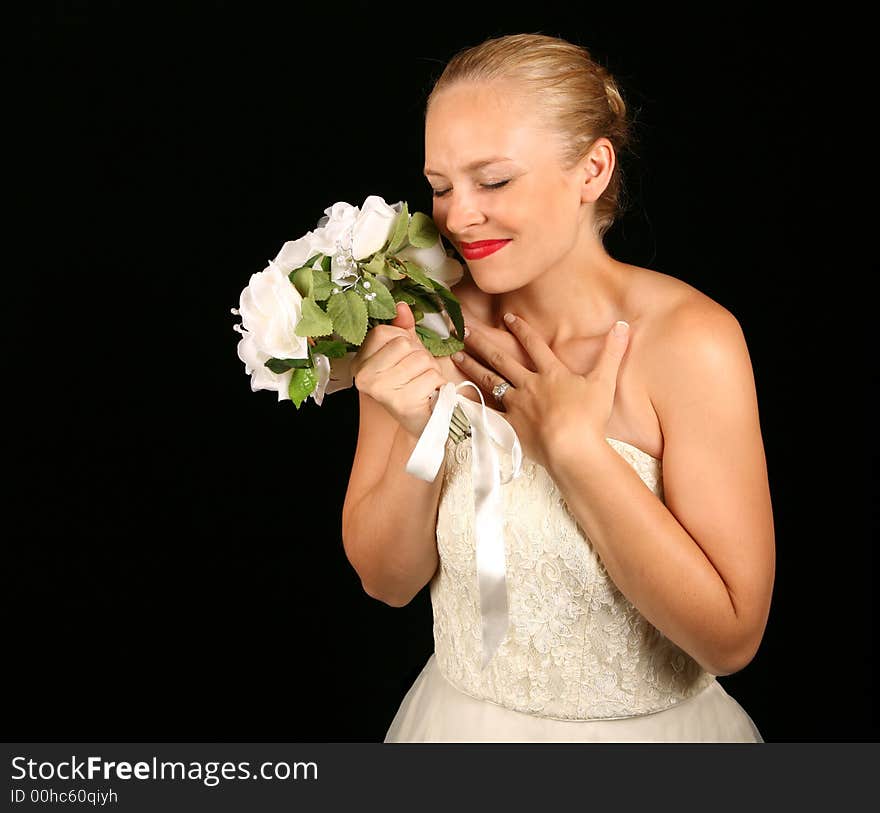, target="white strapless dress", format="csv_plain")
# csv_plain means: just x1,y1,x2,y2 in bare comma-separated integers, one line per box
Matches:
385,428,763,743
